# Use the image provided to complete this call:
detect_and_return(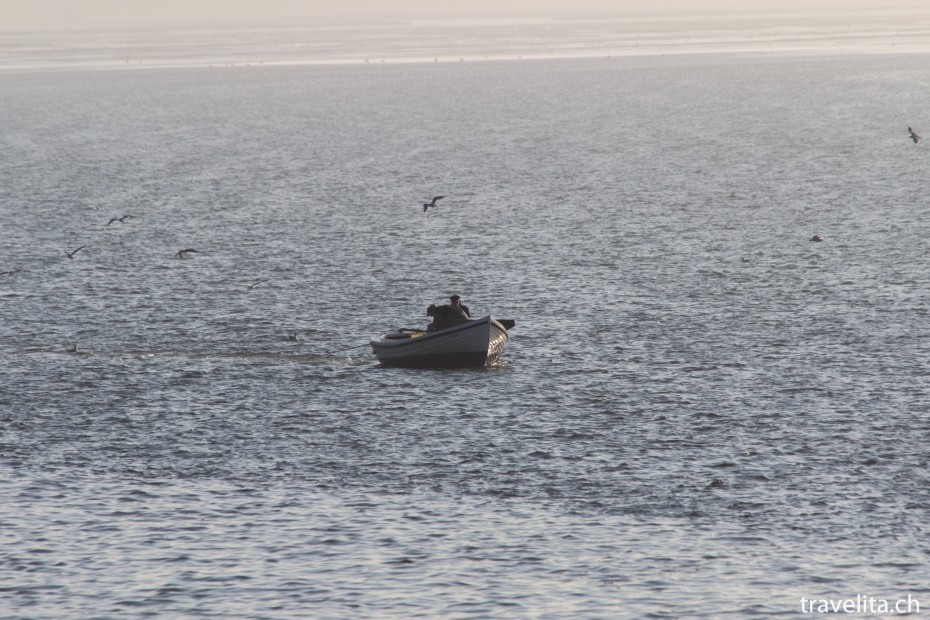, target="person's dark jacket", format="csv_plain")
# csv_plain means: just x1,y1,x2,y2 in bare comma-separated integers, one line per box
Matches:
427,304,470,332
